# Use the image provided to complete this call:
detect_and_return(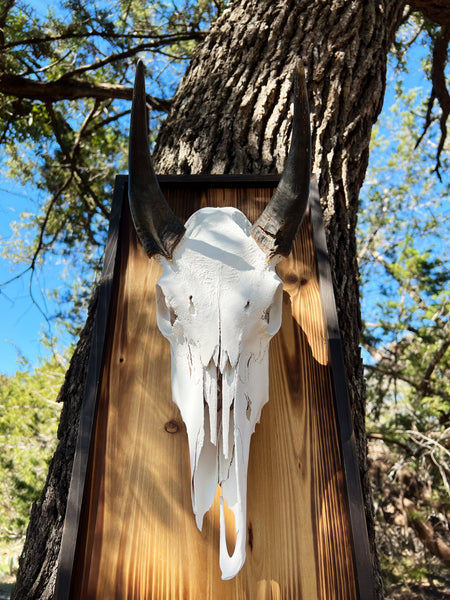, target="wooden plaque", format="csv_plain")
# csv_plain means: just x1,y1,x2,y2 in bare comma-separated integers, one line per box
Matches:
55,175,375,599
